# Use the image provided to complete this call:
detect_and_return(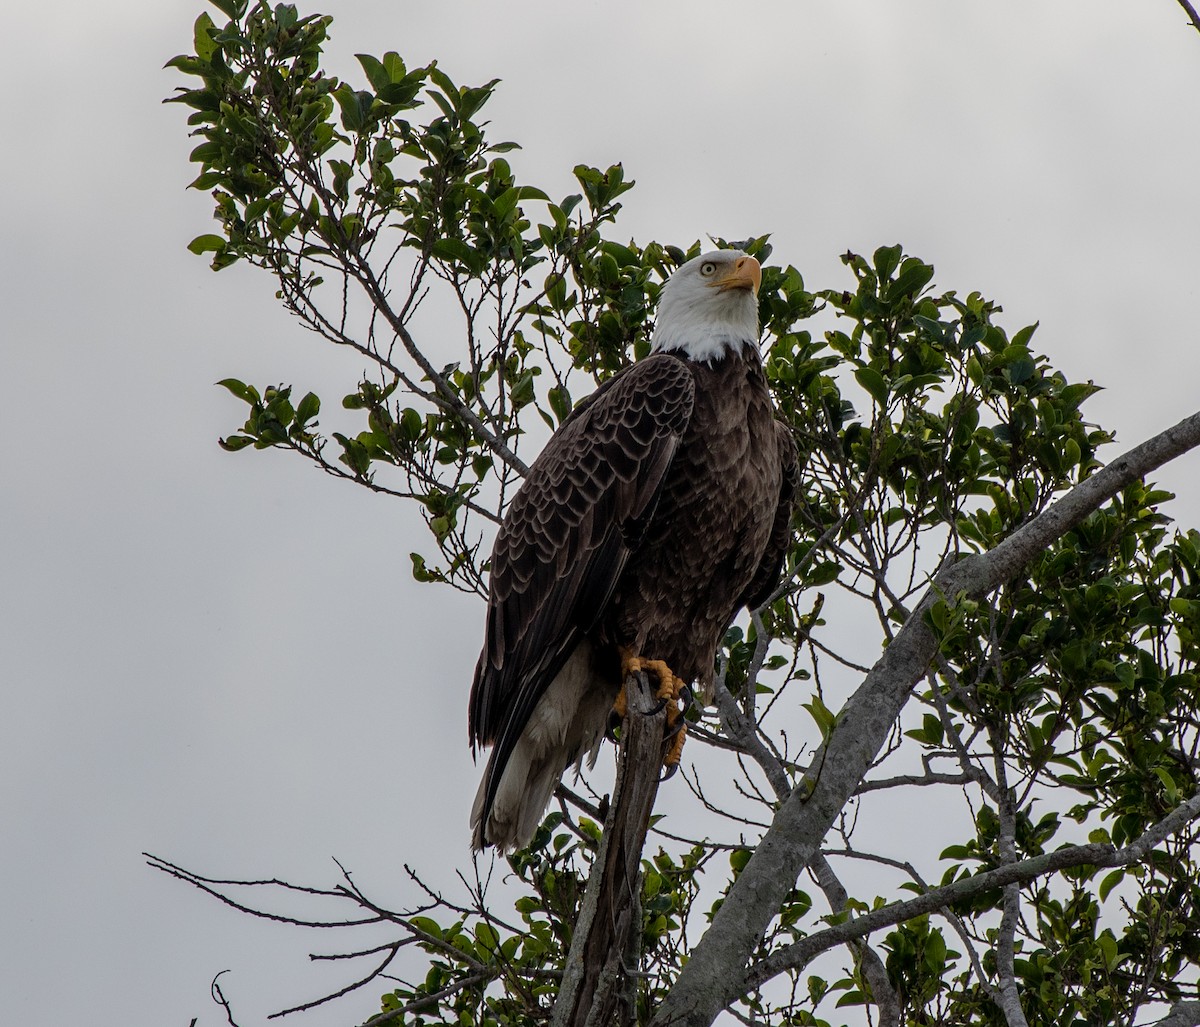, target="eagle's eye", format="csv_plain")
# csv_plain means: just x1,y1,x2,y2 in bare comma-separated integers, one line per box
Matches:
700,261,717,276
